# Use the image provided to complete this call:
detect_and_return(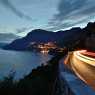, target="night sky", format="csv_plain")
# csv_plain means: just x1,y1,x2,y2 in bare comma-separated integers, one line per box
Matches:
0,0,95,36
